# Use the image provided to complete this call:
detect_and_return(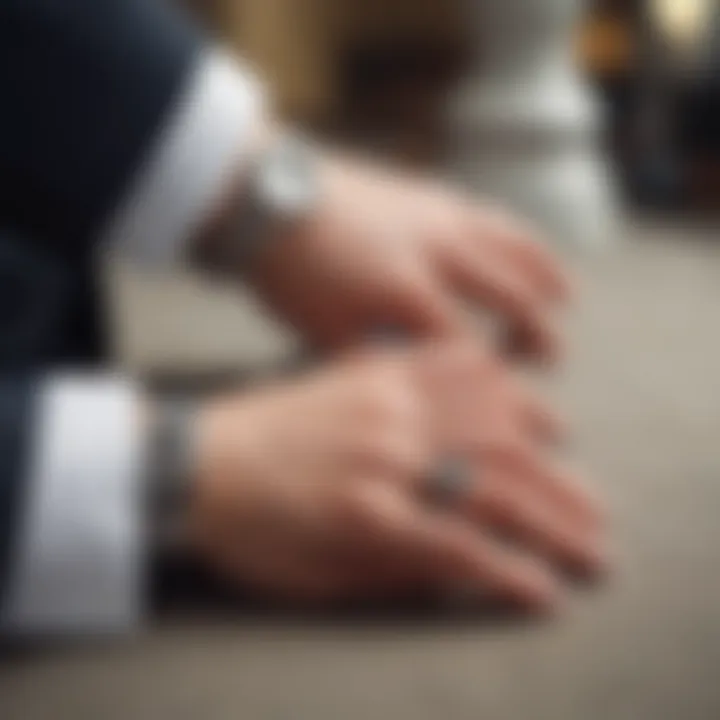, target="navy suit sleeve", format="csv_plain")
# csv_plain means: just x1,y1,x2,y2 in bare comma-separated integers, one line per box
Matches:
0,378,37,615
0,0,201,259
